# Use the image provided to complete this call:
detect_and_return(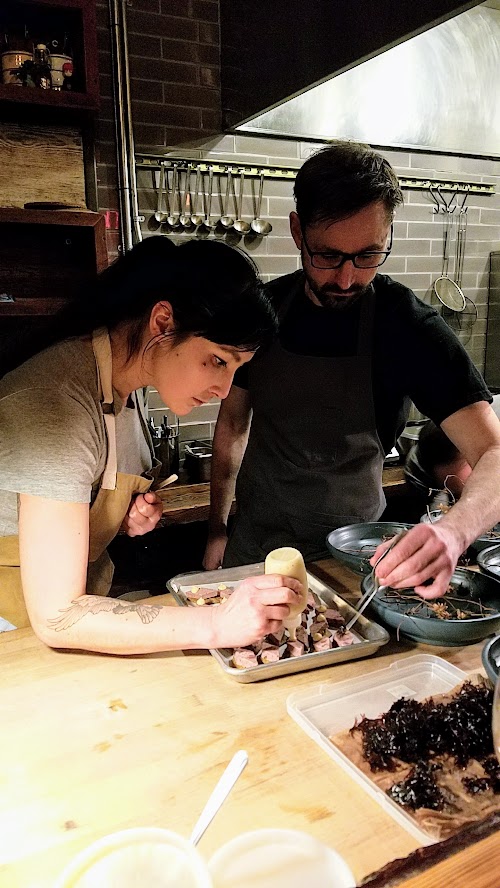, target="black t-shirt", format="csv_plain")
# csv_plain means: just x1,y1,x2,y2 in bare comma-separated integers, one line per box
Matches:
233,271,491,454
